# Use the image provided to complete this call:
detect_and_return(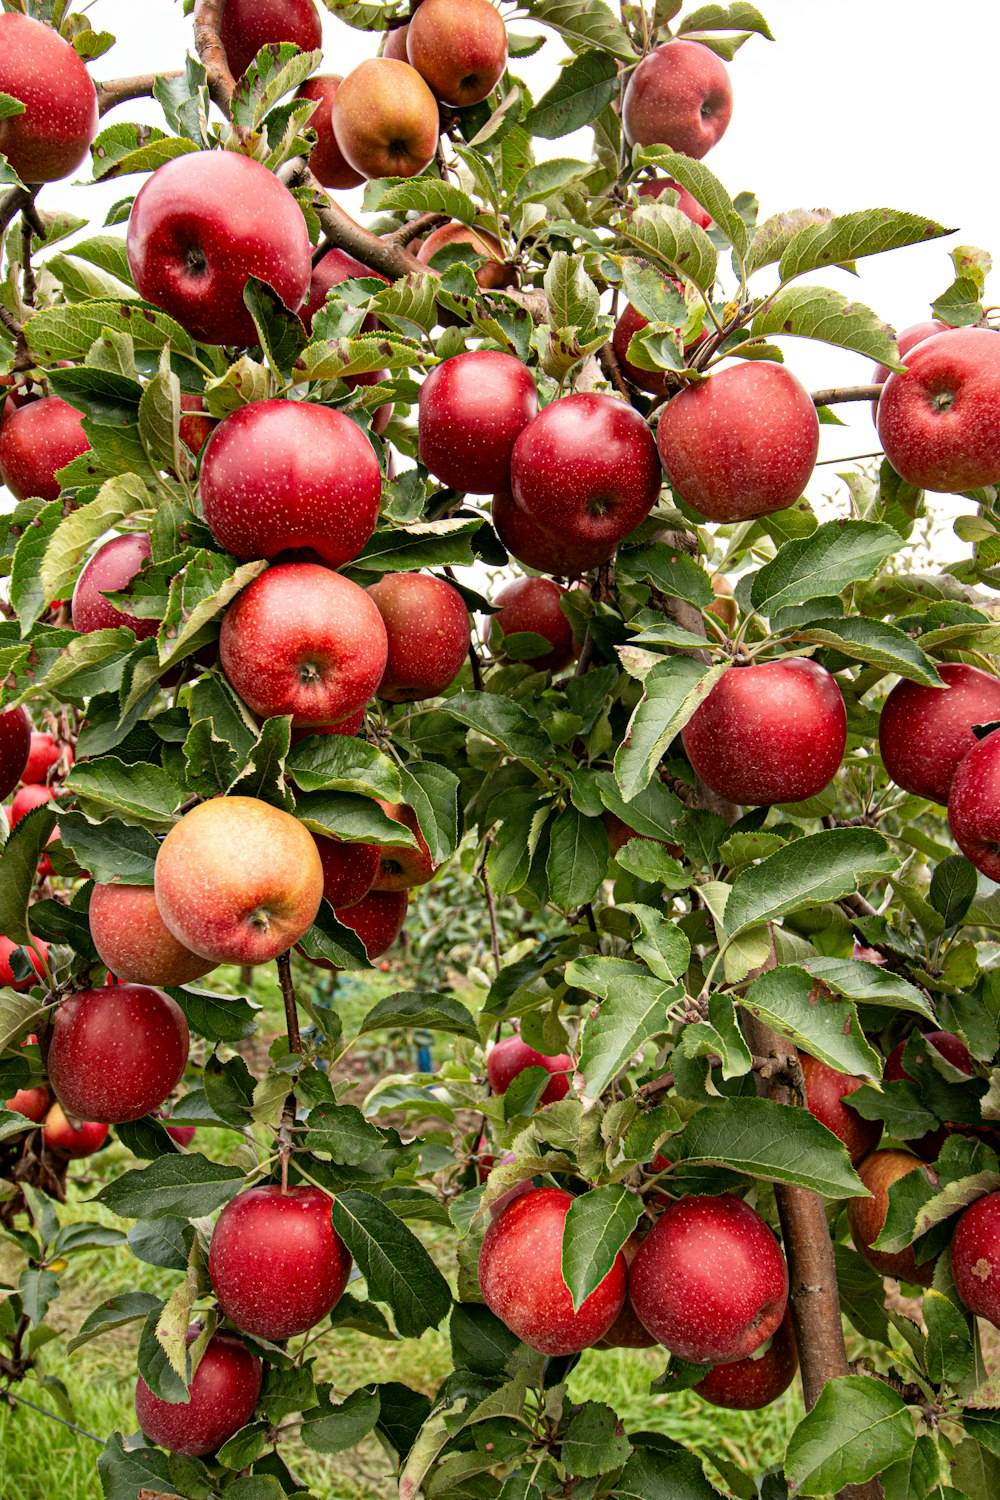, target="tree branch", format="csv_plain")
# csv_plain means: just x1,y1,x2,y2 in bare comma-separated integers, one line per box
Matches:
276,949,301,1193
811,384,883,407
193,0,238,119
384,211,450,248
96,71,183,115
